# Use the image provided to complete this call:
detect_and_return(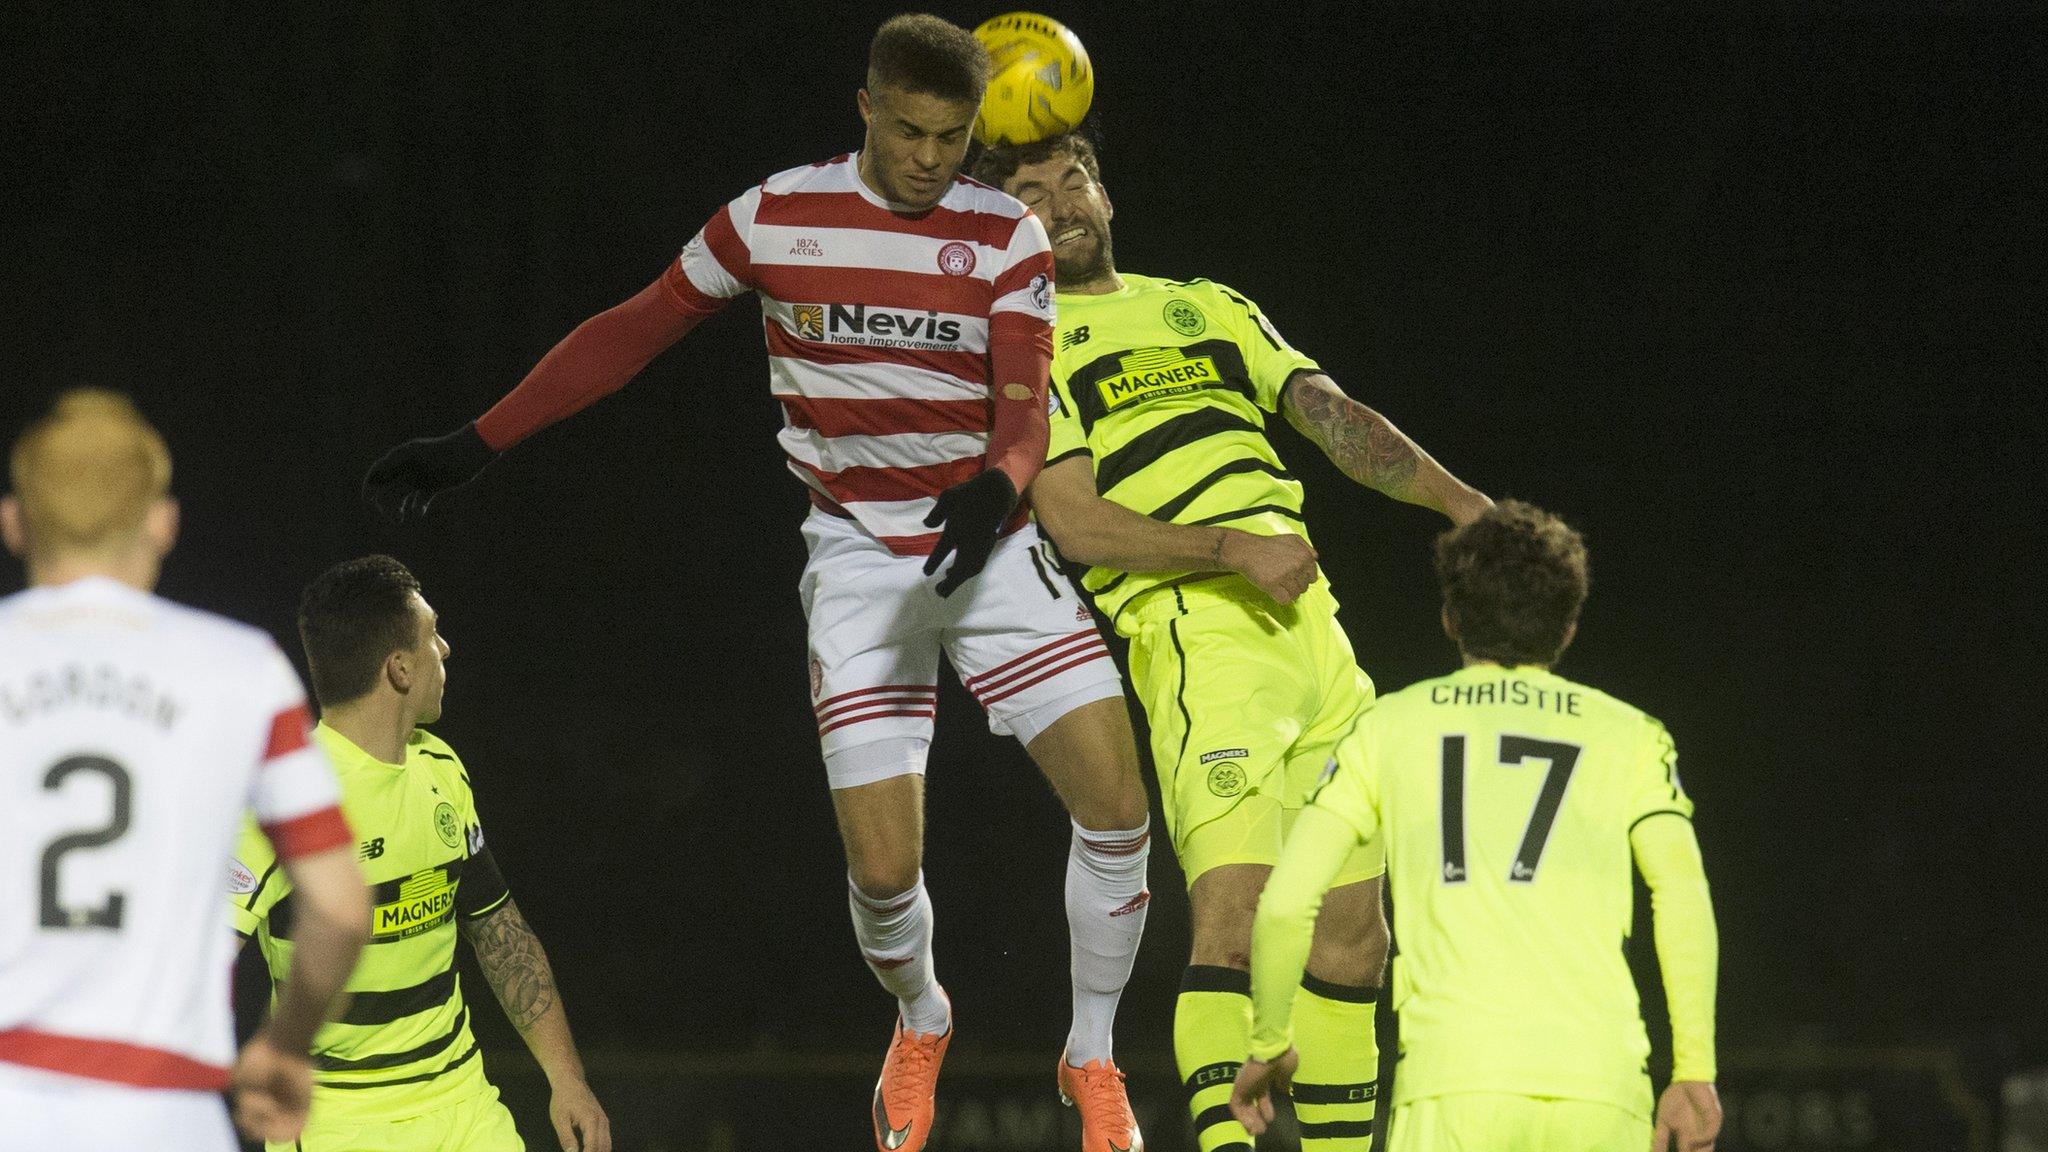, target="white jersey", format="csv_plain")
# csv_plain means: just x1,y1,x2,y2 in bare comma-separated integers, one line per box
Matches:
0,577,347,1090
